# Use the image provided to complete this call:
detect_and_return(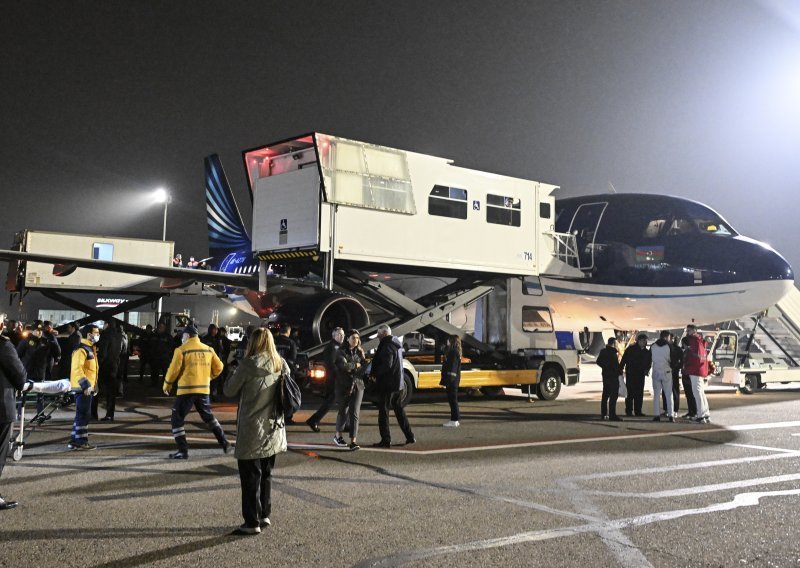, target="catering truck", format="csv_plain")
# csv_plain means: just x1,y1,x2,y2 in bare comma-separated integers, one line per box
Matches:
243,133,582,403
